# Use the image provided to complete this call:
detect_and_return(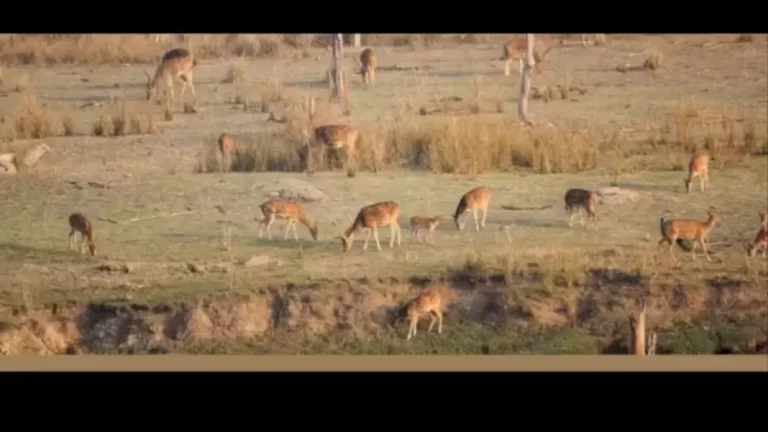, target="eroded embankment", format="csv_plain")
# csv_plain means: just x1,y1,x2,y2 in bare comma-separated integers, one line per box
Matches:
1,269,766,355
